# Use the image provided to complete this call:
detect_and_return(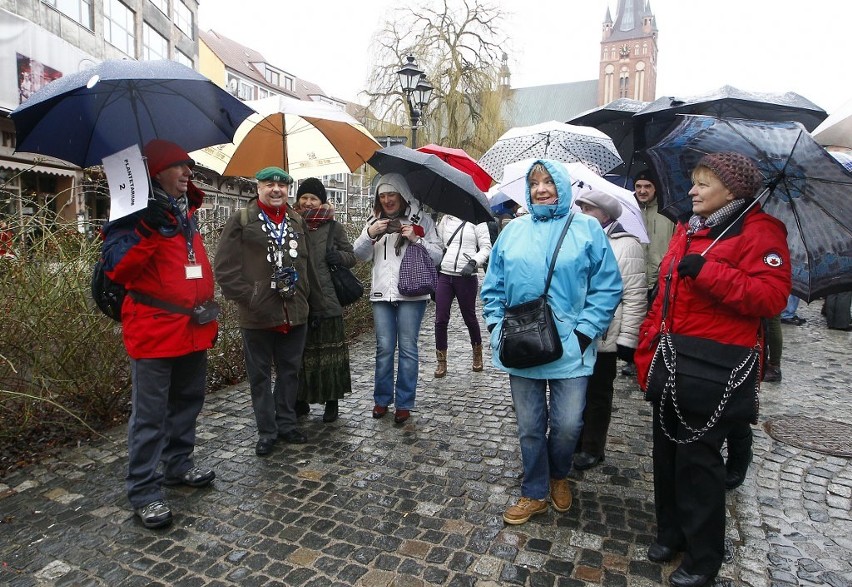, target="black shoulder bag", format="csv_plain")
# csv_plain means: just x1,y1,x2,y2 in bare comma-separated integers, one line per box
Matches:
645,258,761,443
326,221,364,306
498,213,574,369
